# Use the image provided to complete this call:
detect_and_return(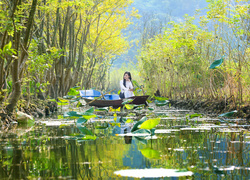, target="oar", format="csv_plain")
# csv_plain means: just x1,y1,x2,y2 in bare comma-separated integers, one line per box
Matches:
86,88,116,105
